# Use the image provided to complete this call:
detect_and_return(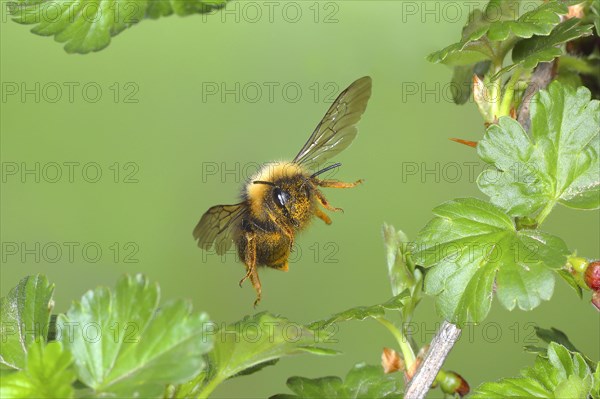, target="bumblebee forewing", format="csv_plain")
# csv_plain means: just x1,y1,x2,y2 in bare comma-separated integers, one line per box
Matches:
293,76,372,169
193,203,245,255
